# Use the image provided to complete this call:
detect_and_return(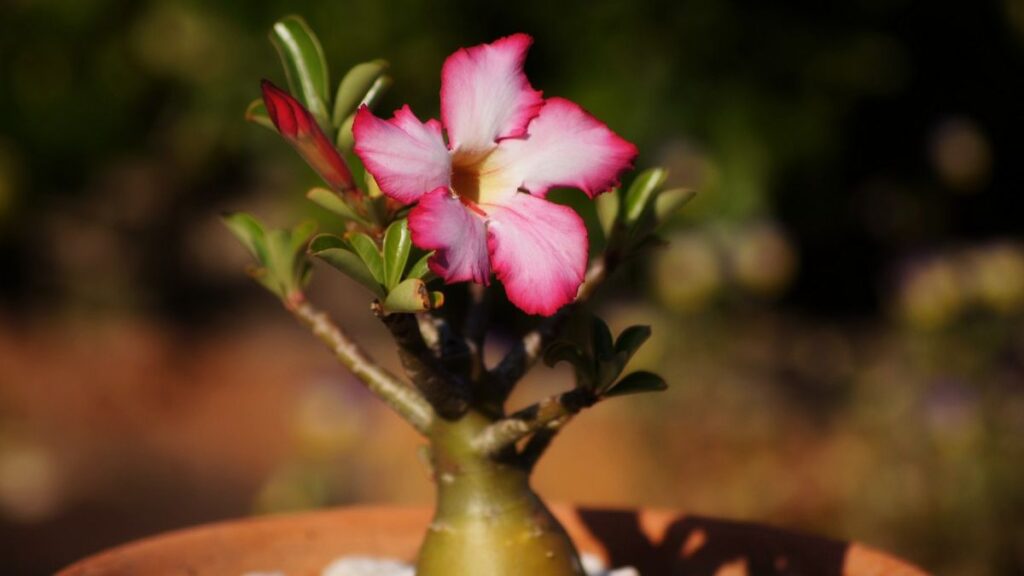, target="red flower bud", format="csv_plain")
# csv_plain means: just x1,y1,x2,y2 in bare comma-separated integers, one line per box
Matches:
260,80,358,195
